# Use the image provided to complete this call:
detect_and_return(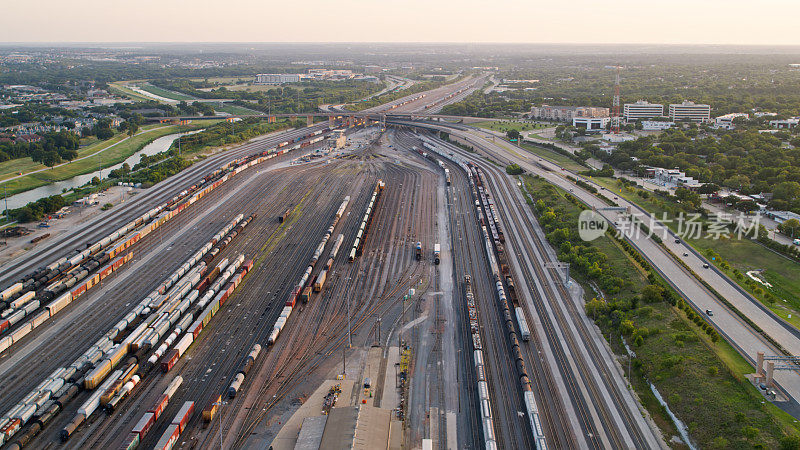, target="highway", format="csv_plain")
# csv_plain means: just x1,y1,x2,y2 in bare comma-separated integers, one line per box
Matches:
401,119,800,415
0,76,686,450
